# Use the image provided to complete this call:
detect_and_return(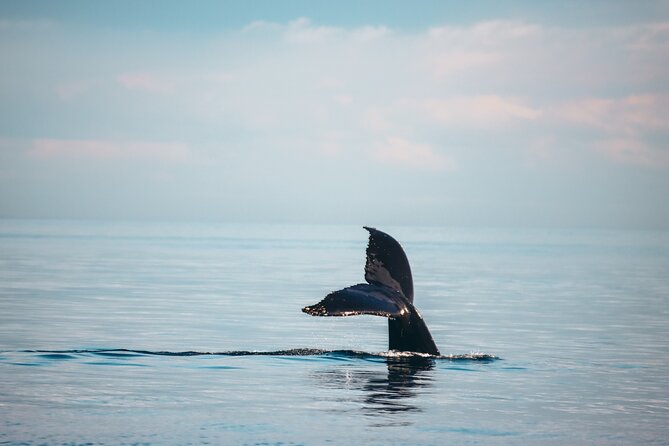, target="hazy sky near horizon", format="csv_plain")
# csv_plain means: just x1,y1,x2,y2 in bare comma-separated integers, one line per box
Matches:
1,1,668,228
